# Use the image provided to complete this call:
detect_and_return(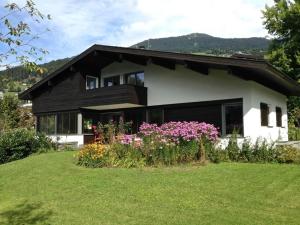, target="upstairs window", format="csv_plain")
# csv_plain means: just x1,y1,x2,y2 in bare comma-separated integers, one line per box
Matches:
260,103,269,126
86,75,98,90
276,107,282,127
104,75,120,87
125,71,144,86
